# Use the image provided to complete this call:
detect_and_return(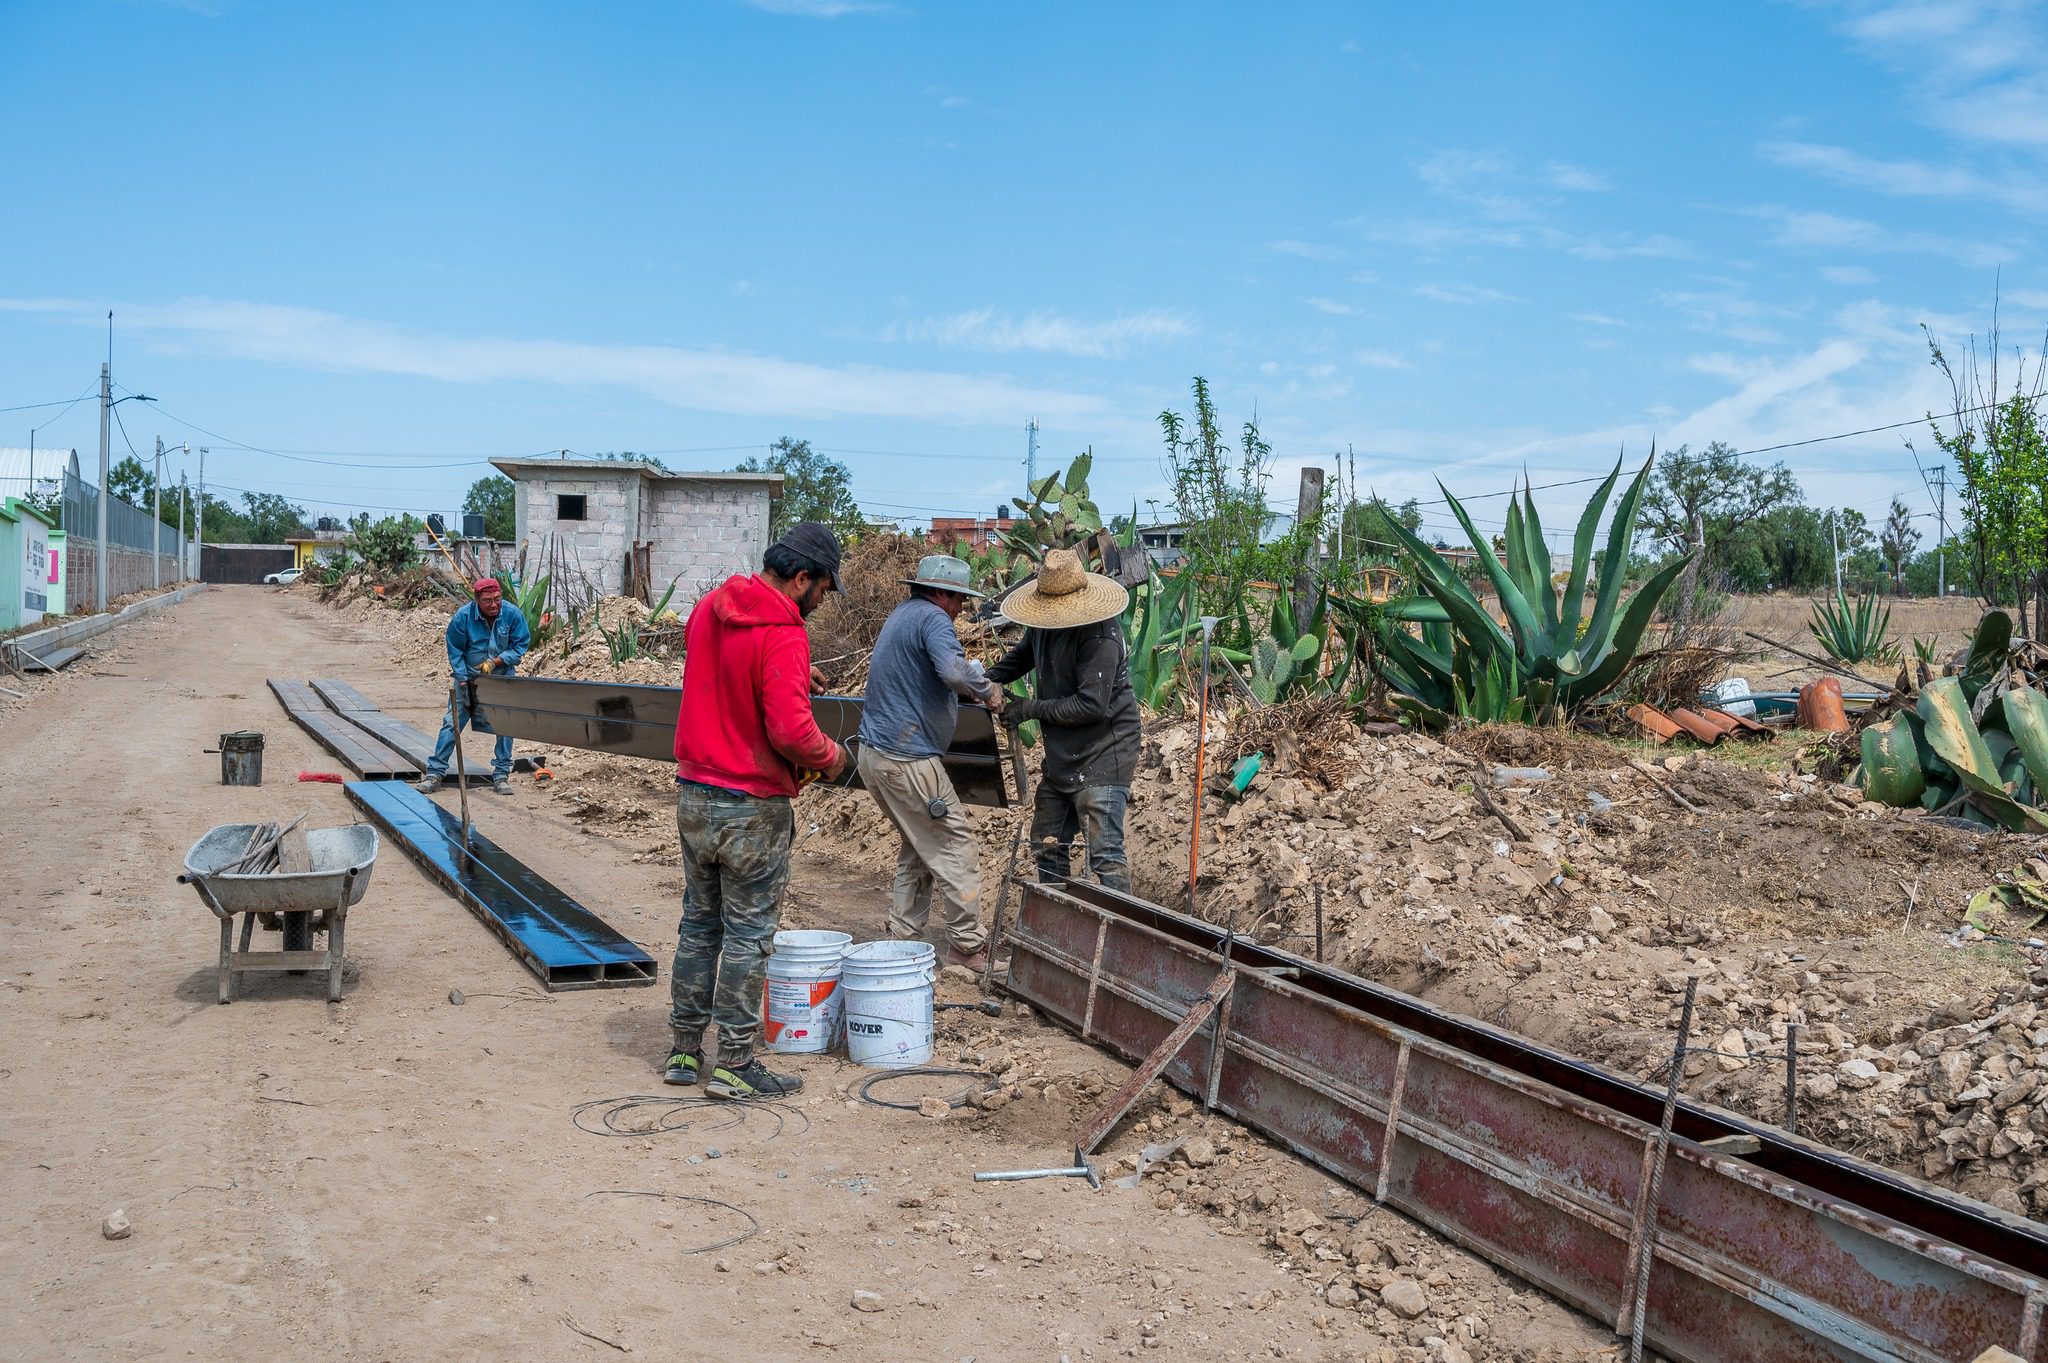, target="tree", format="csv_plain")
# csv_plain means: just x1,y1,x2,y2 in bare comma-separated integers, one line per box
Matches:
463,475,515,541
1721,504,1832,593
1340,497,1422,563
1880,497,1922,593
236,492,310,544
1159,376,1277,583
736,437,864,540
1642,441,1801,620
1918,305,2048,633
107,454,154,507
